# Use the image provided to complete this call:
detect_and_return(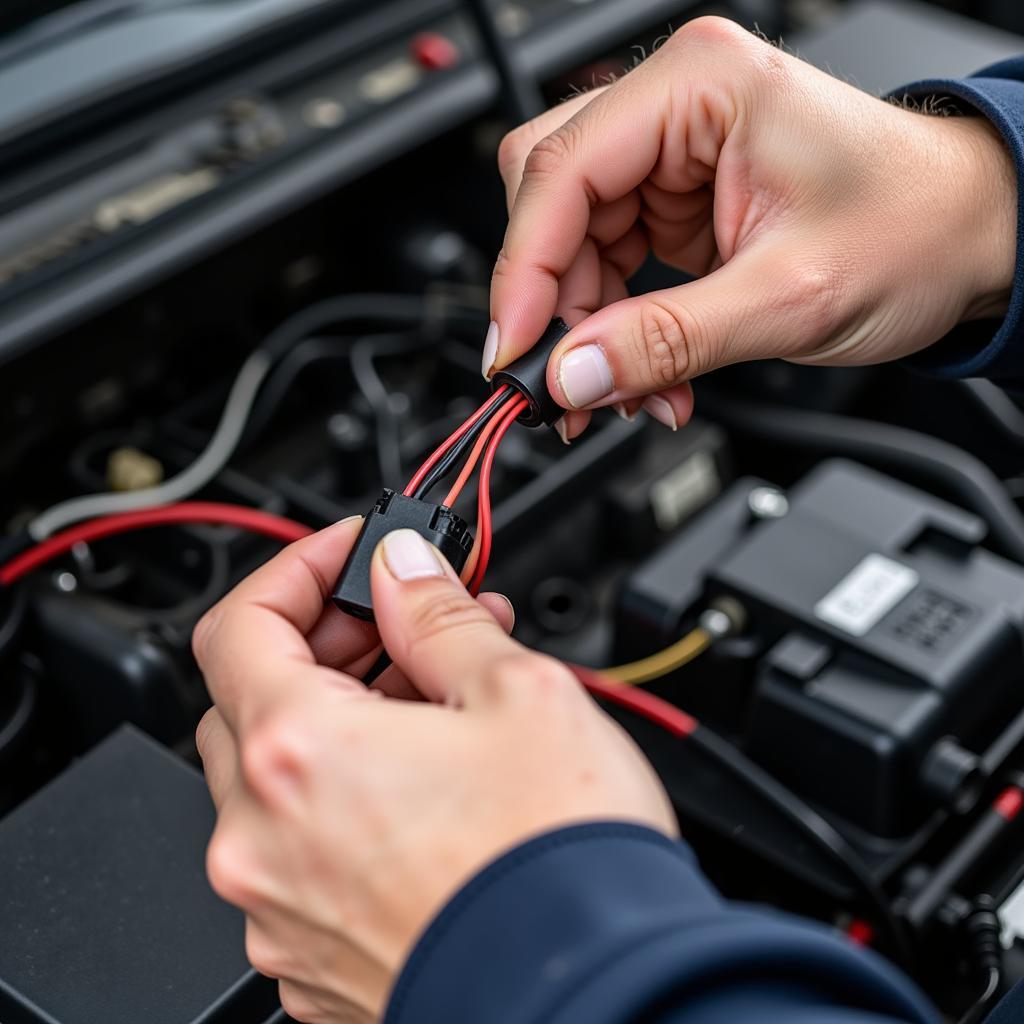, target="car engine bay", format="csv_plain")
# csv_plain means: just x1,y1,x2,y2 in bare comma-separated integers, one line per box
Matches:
3,1,1024,1021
